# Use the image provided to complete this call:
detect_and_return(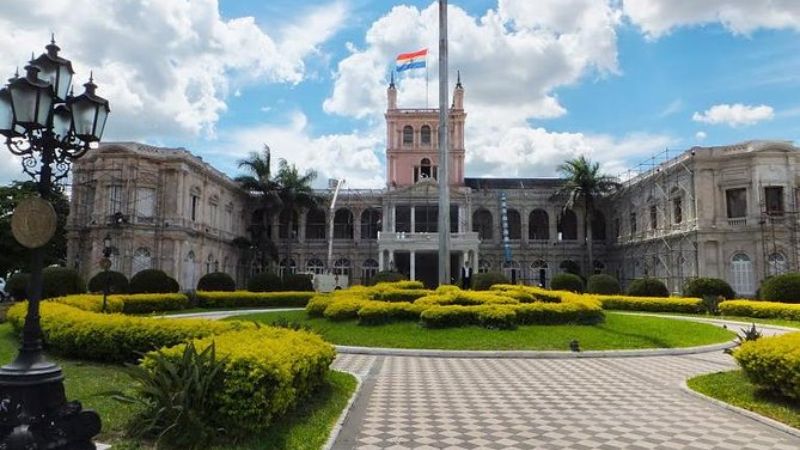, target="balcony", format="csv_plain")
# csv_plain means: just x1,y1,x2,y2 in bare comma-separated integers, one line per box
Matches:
377,231,481,251
727,217,747,227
